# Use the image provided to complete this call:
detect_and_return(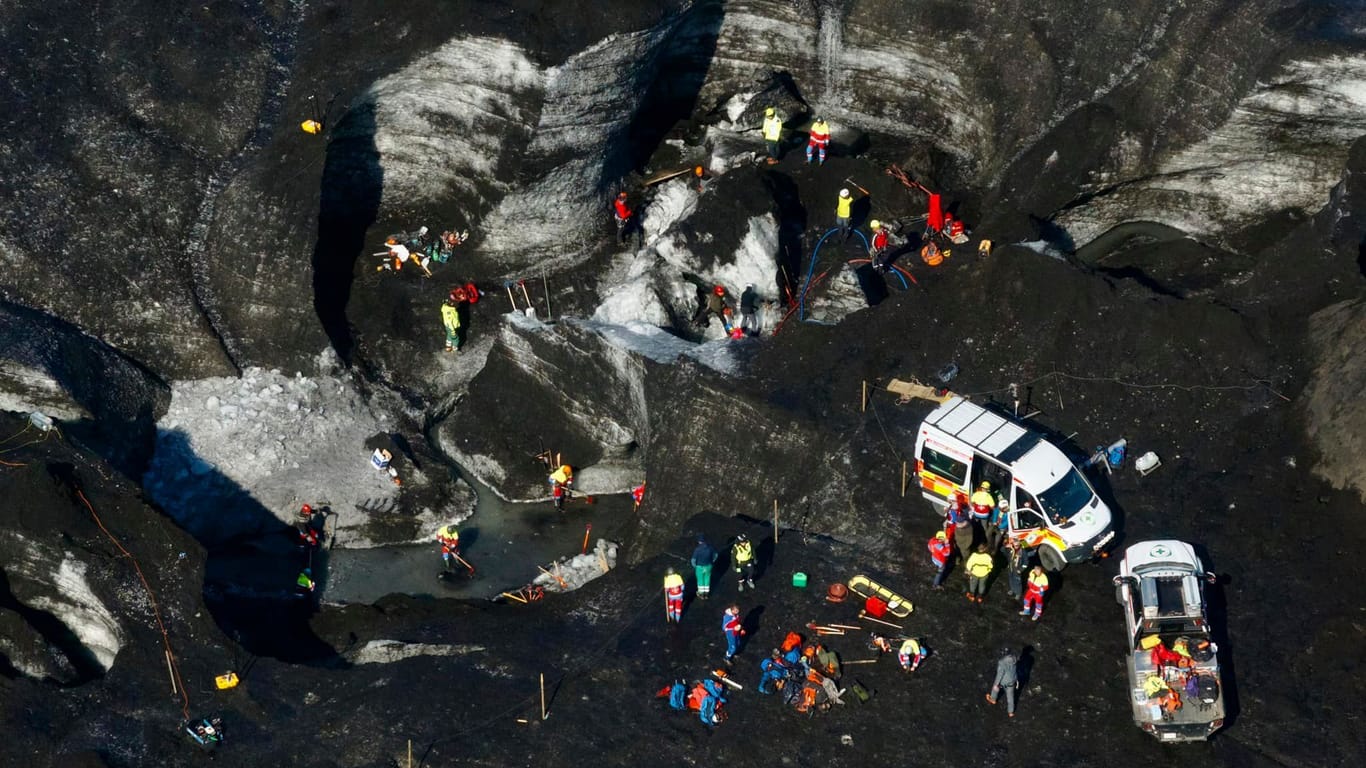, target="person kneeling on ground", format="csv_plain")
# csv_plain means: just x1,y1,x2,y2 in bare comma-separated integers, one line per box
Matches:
898,637,928,672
